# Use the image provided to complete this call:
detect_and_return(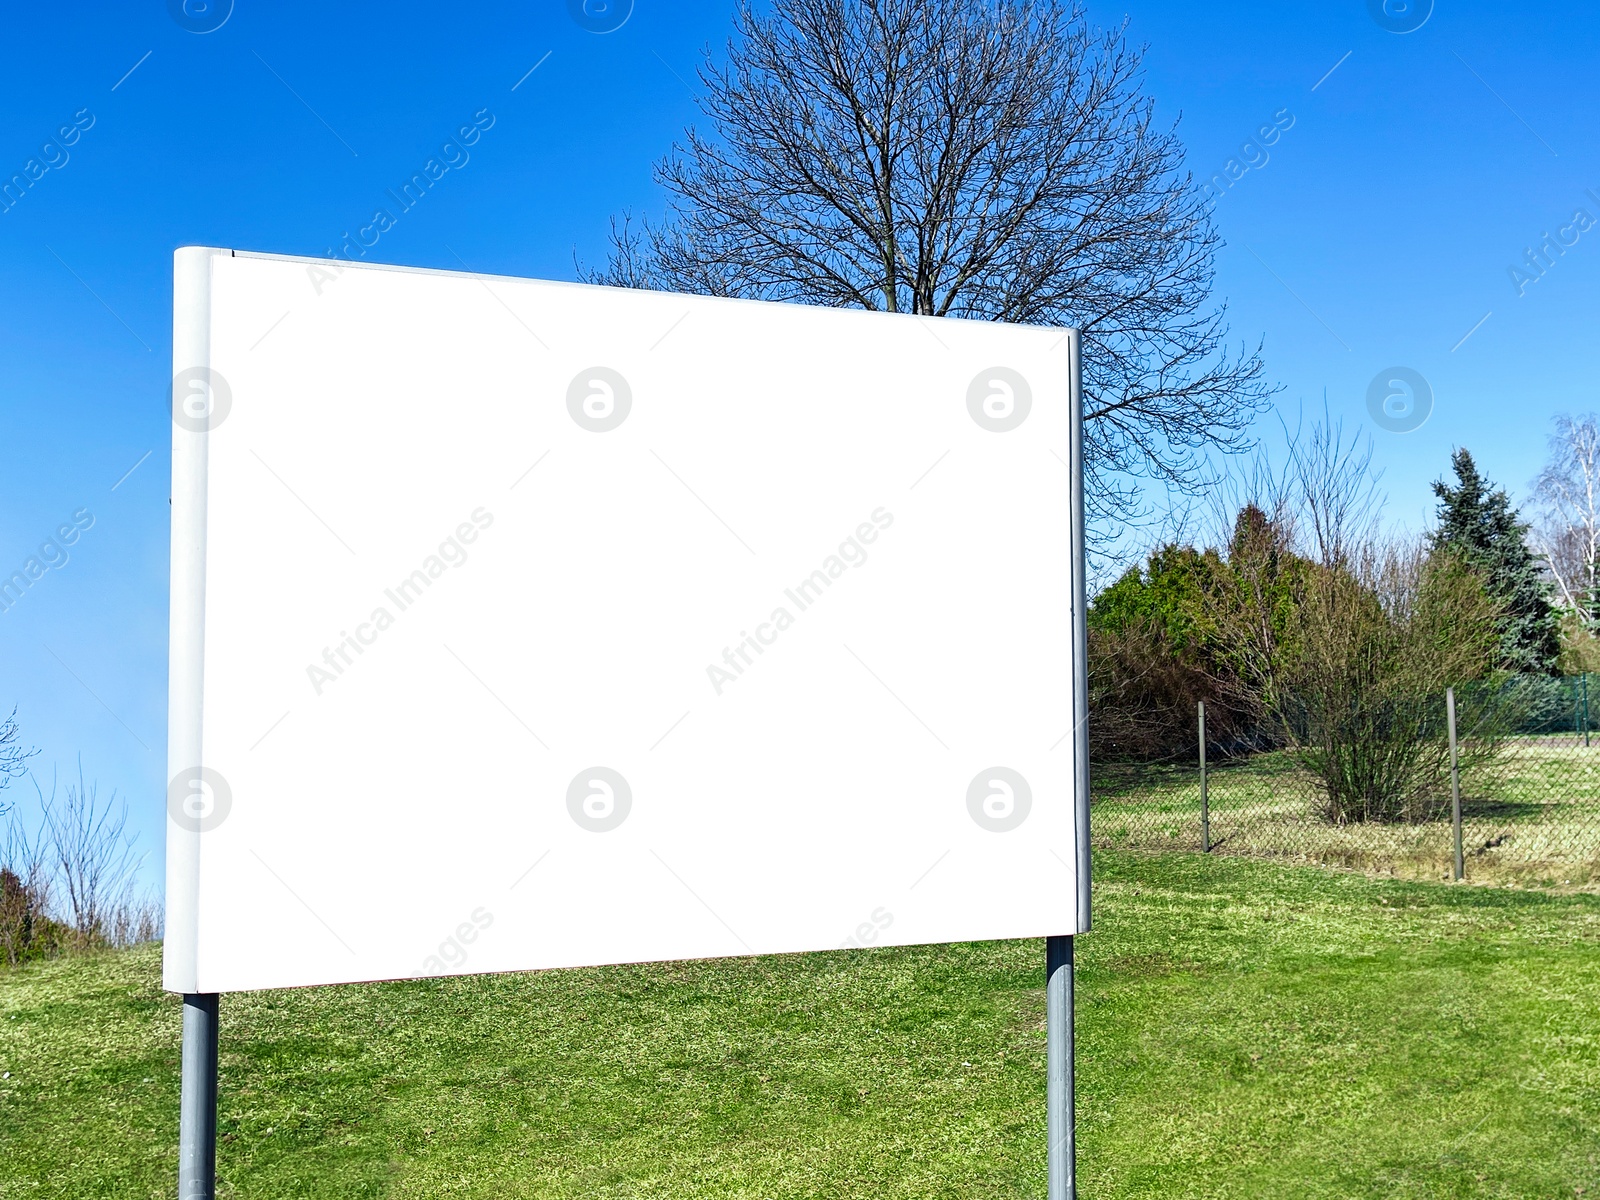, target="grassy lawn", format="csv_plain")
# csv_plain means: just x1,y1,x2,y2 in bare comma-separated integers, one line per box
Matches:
3,851,1598,1198
1095,743,1600,887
